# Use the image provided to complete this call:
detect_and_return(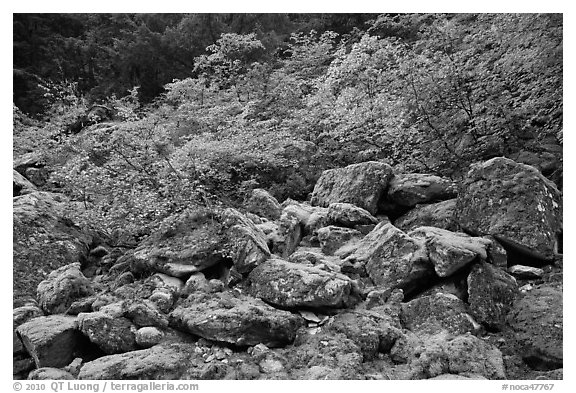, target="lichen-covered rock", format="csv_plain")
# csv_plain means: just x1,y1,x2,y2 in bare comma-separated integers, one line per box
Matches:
311,161,394,215
135,327,164,348
245,188,282,220
13,305,44,355
131,207,270,277
316,226,363,255
344,223,432,295
249,259,361,309
76,312,138,354
394,199,459,232
13,169,36,196
170,291,304,347
282,201,330,235
455,157,562,261
78,343,202,379
123,300,169,329
13,192,93,307
28,367,75,380
284,331,364,380
409,227,492,277
391,332,505,379
467,262,518,330
326,309,403,359
508,265,545,279
37,263,95,314
16,315,80,368
387,173,457,207
327,203,378,227
257,212,302,258
507,285,563,370
401,293,479,336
